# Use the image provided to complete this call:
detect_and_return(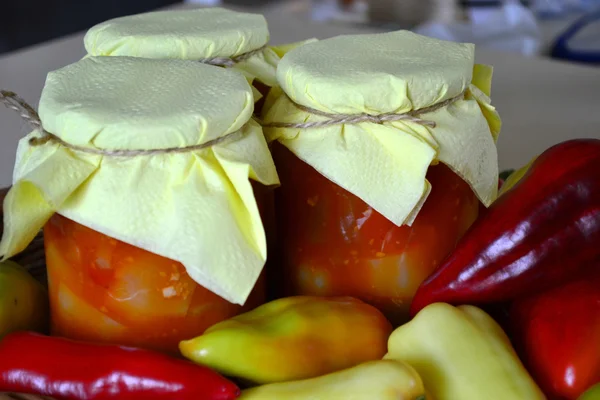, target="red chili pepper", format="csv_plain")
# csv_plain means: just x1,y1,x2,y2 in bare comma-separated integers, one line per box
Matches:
410,139,600,316
510,270,600,400
0,332,240,400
